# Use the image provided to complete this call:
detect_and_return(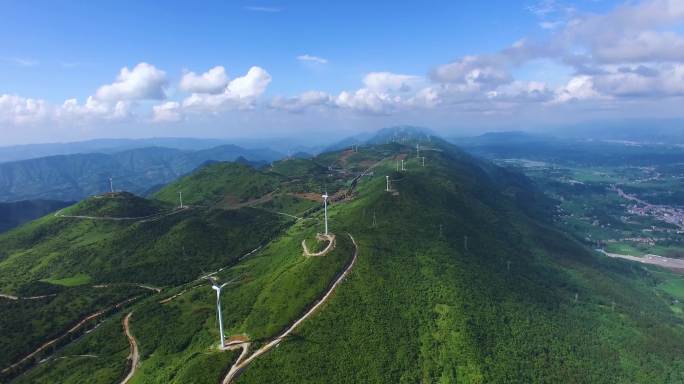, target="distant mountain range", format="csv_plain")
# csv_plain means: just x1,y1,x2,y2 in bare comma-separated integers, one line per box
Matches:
0,136,335,164
324,125,434,152
455,131,684,166
0,144,282,202
554,119,684,143
0,137,243,163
